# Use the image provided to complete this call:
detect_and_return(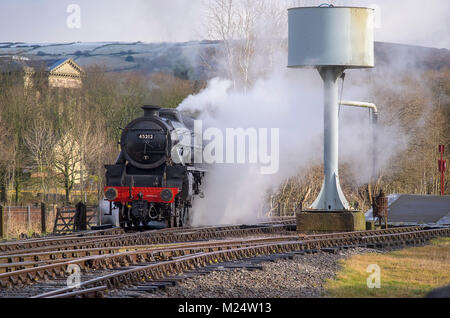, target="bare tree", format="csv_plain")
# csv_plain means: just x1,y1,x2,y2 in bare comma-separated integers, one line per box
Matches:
51,129,81,204
72,113,108,203
204,0,288,91
23,118,56,202
270,165,323,215
0,115,16,203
